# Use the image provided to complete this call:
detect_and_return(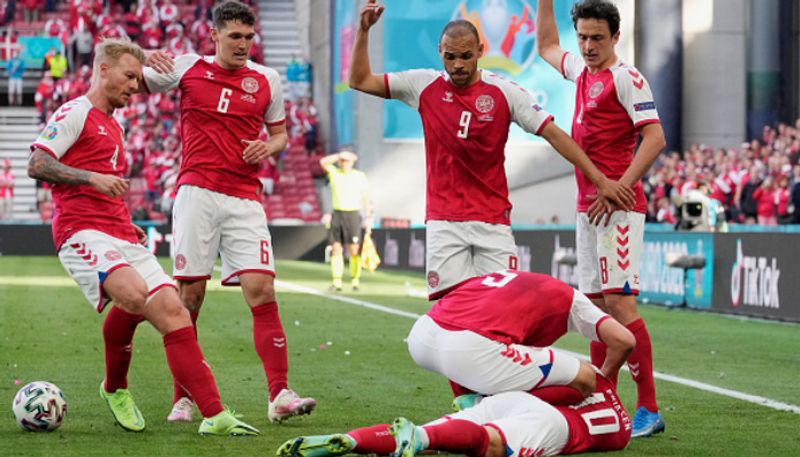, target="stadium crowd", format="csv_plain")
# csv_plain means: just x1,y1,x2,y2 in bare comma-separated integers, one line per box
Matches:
644,120,800,226
10,0,322,222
